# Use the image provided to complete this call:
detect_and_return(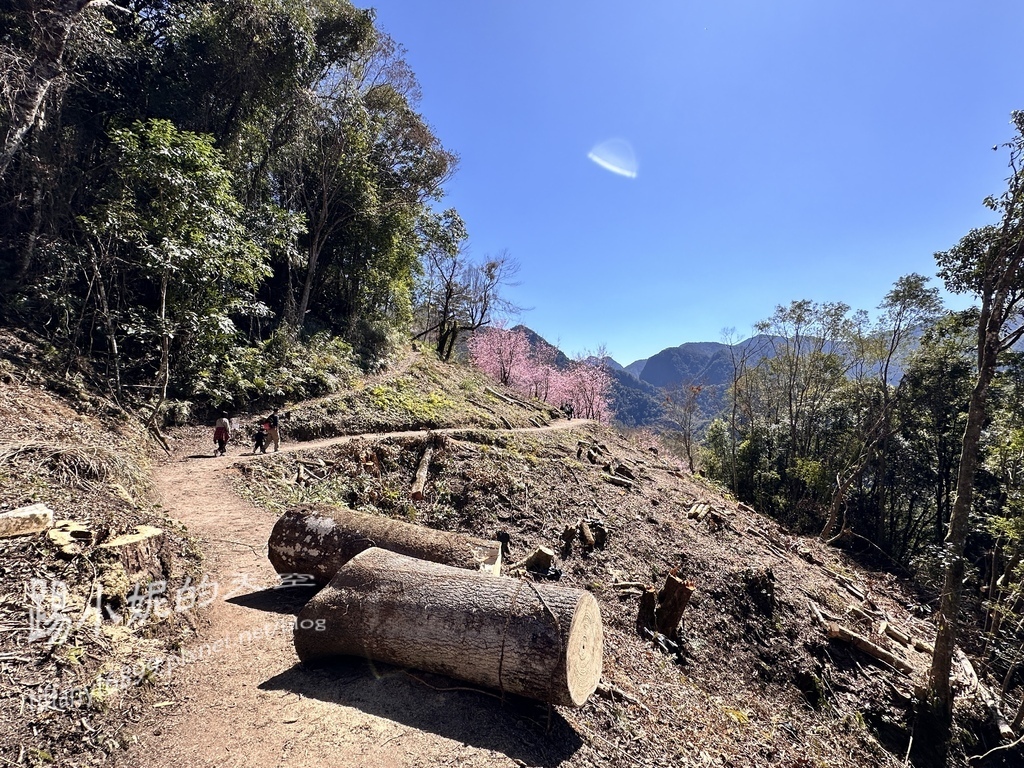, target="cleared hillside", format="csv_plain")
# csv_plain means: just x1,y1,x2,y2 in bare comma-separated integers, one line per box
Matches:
0,344,1013,767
